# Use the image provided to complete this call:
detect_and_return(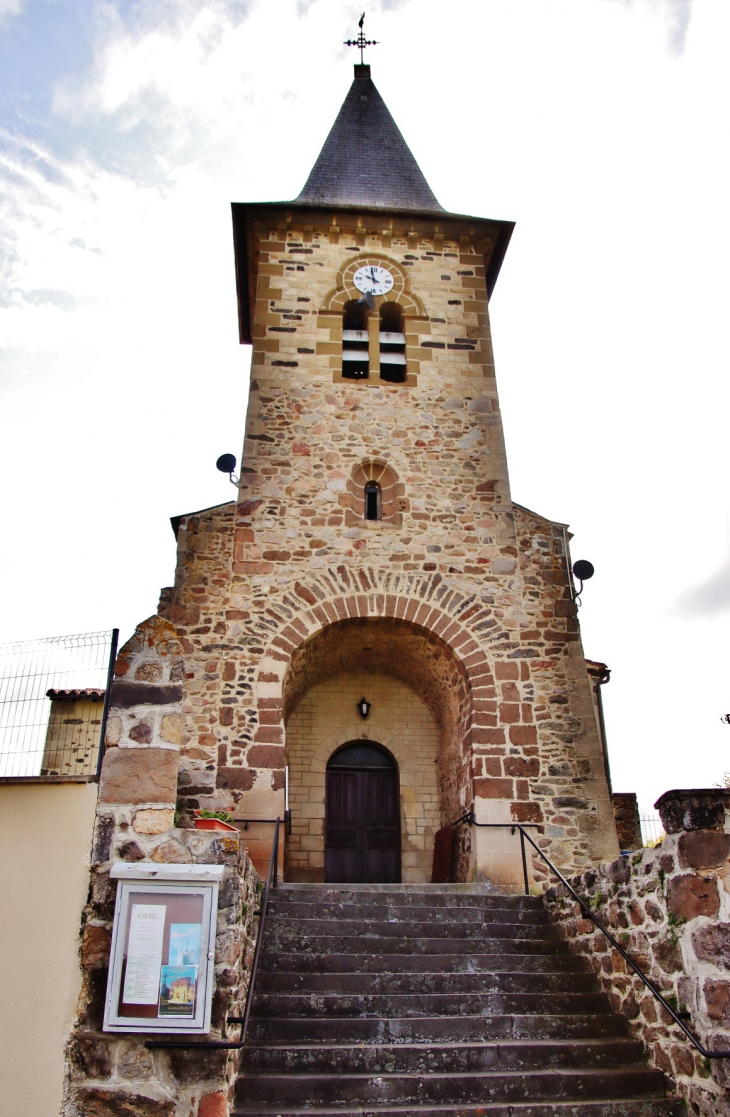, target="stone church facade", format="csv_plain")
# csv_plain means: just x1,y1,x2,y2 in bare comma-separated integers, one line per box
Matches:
14,57,728,1117
150,62,619,889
